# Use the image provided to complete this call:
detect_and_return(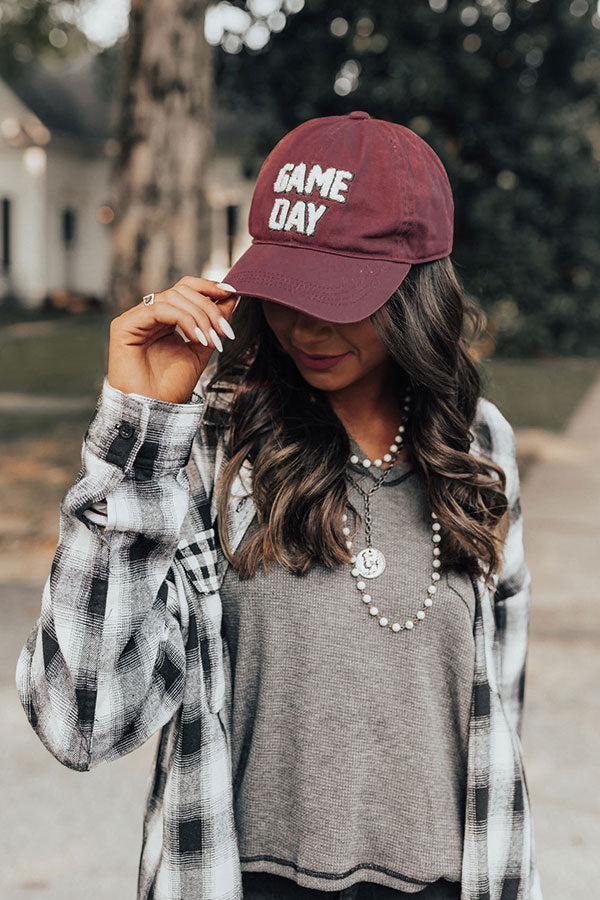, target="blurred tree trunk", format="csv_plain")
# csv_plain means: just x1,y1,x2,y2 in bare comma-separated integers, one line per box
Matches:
107,0,213,314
